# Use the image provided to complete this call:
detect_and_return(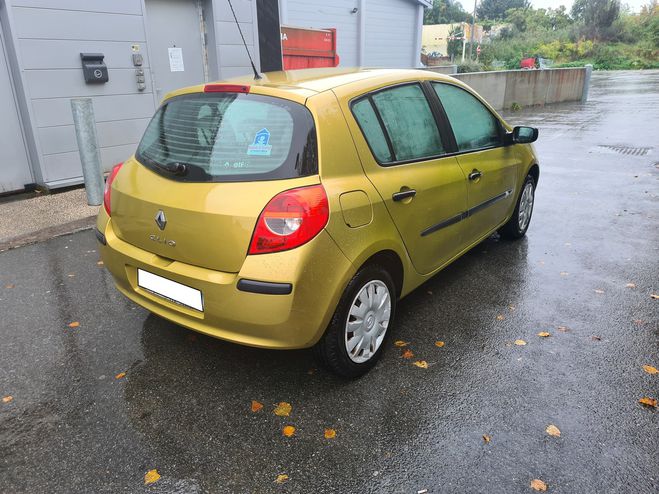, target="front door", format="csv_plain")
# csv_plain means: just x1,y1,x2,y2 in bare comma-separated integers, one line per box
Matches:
0,21,32,192
431,82,519,242
346,83,468,275
144,0,207,101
